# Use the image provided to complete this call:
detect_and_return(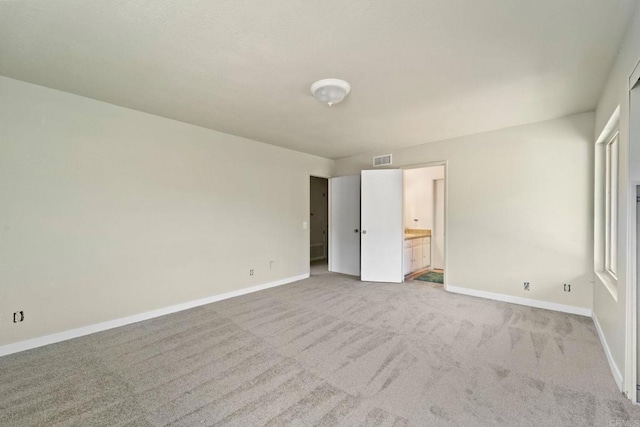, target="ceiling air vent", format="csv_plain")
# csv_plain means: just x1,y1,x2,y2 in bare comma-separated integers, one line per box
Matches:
373,154,392,167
